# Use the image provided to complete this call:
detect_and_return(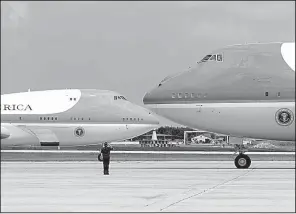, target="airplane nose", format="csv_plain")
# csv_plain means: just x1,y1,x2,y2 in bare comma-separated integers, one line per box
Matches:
143,92,150,105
